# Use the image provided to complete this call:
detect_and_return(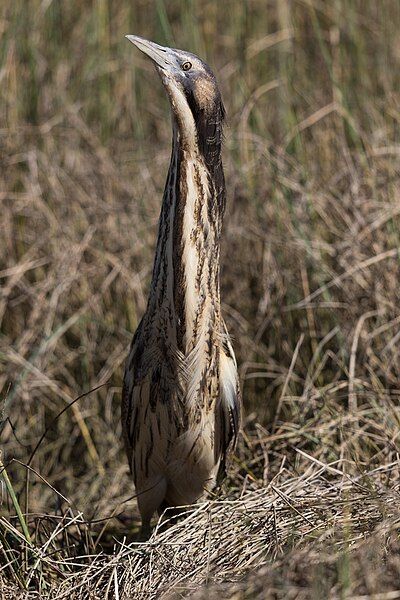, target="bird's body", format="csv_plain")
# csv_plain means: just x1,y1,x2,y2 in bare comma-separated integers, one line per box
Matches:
122,36,241,537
